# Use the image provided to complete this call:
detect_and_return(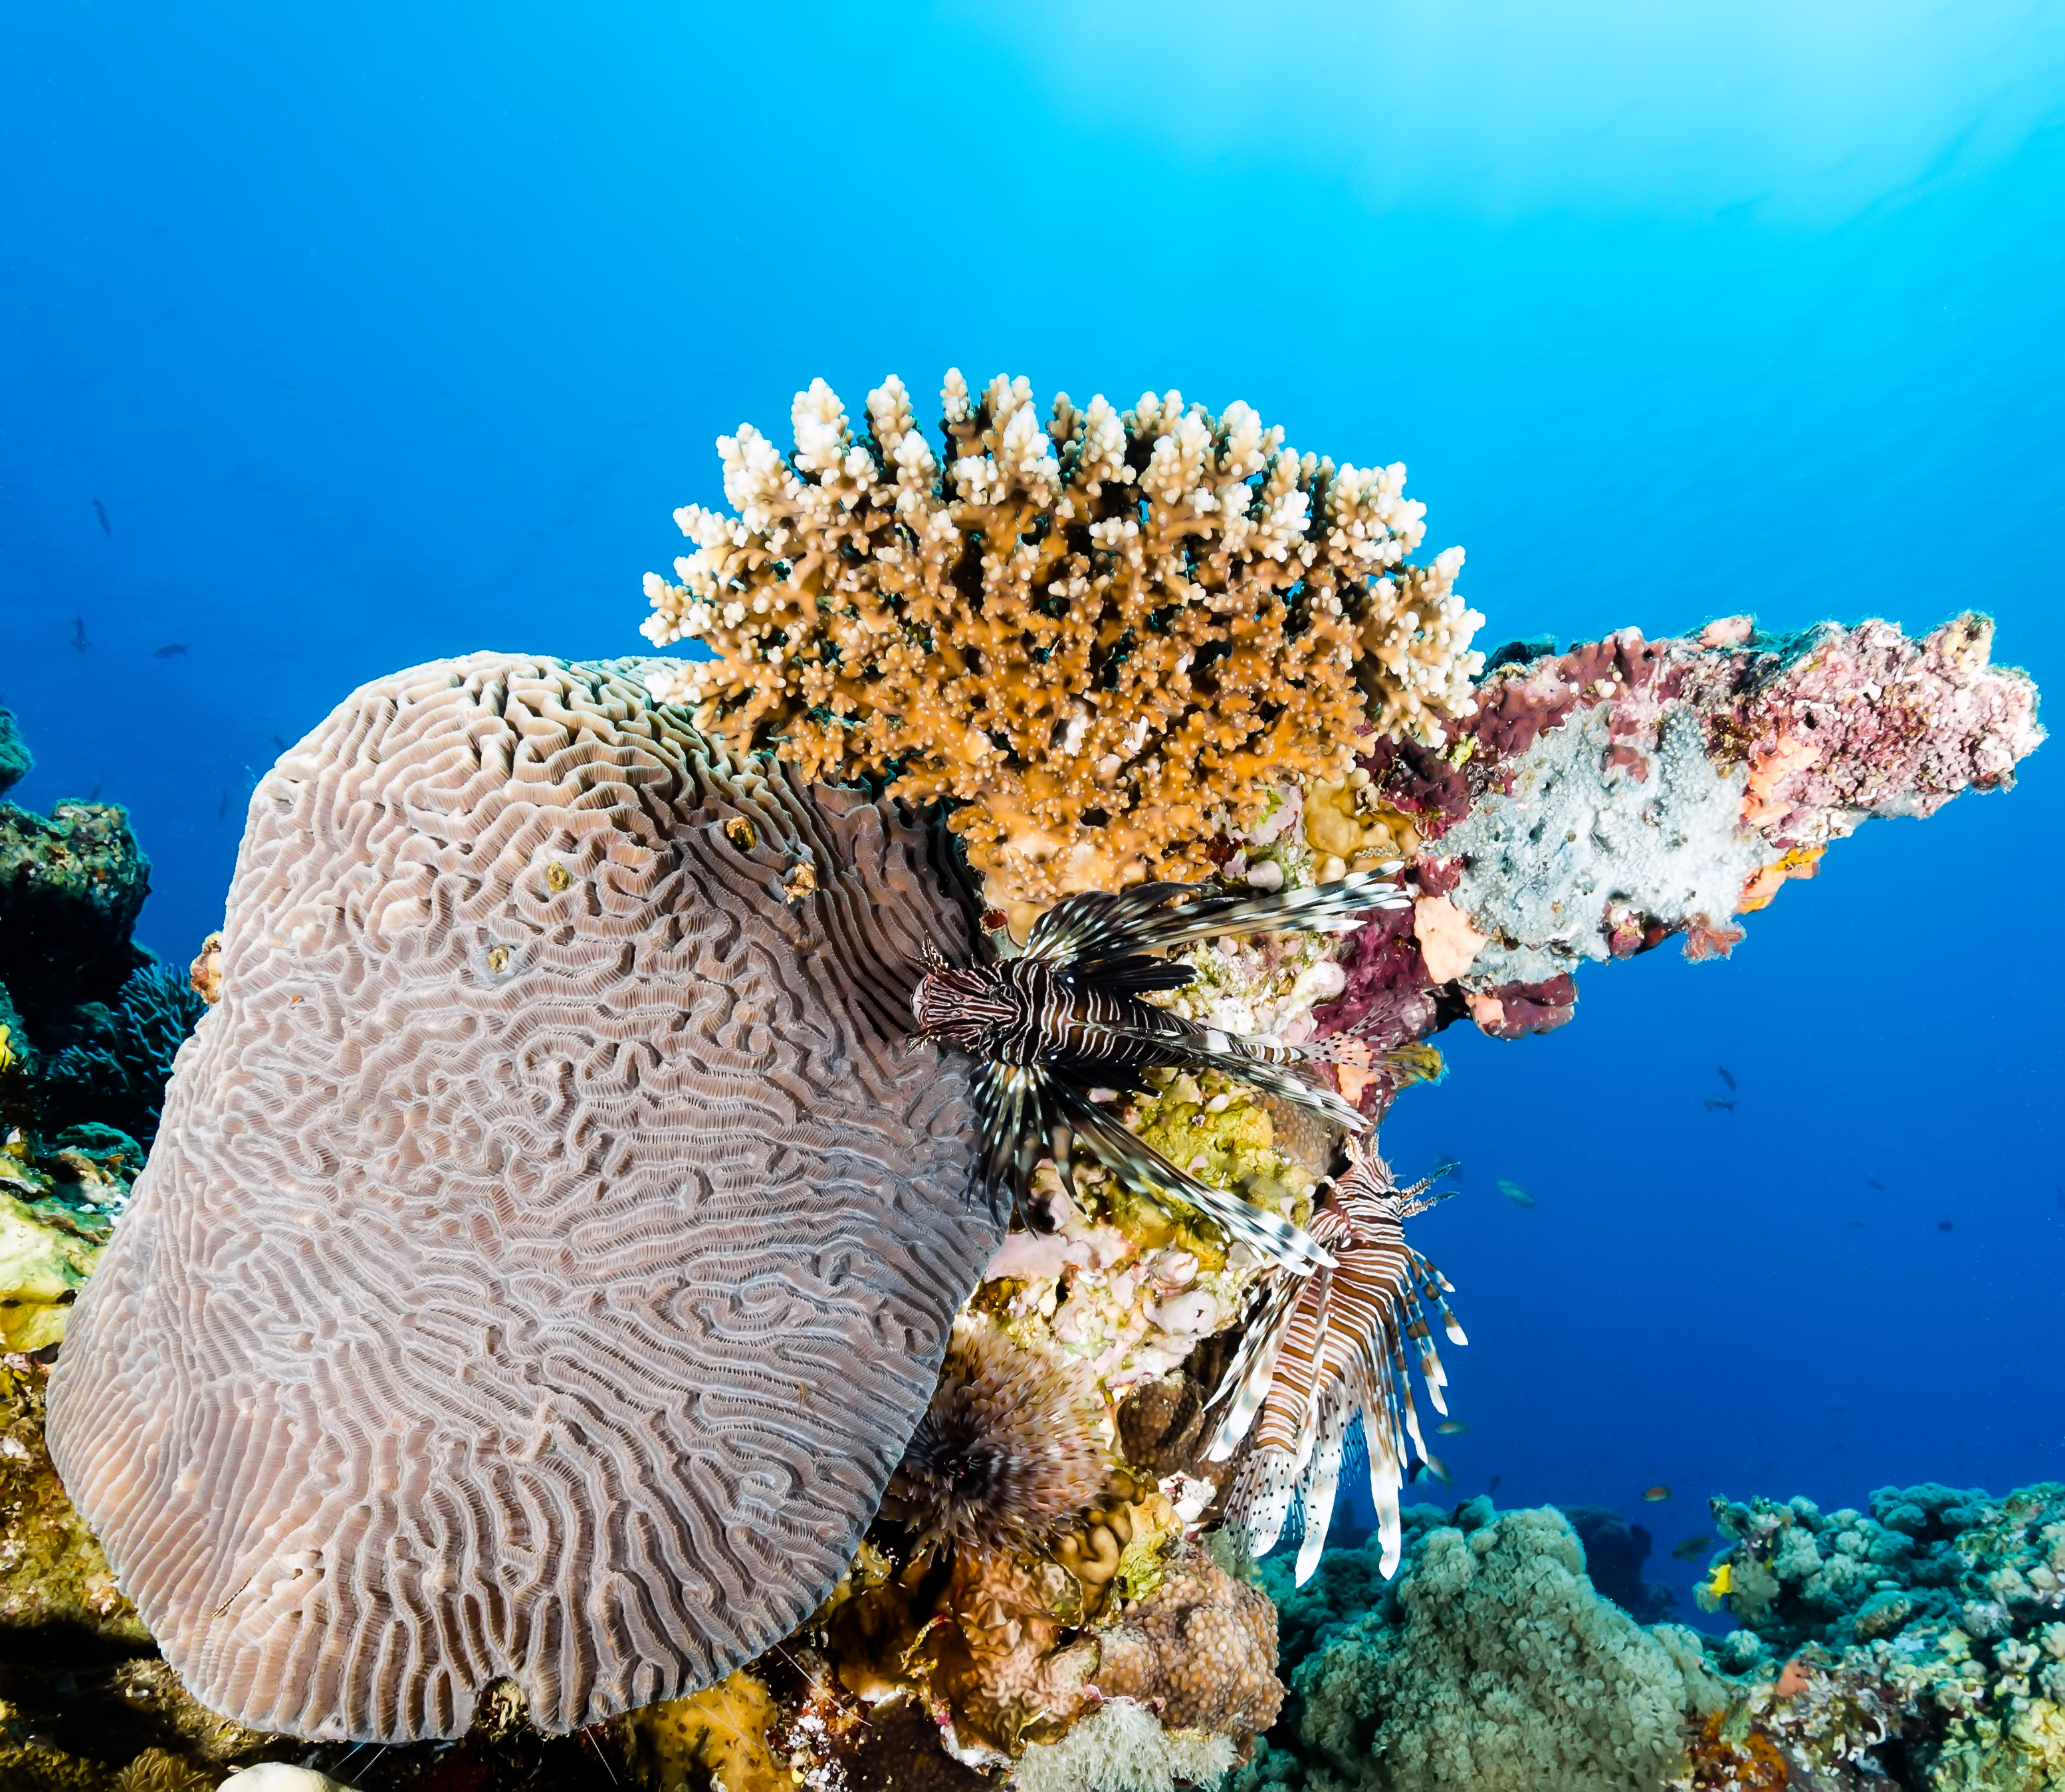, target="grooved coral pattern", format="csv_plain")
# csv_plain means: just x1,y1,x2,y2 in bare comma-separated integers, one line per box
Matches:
47,655,998,1743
